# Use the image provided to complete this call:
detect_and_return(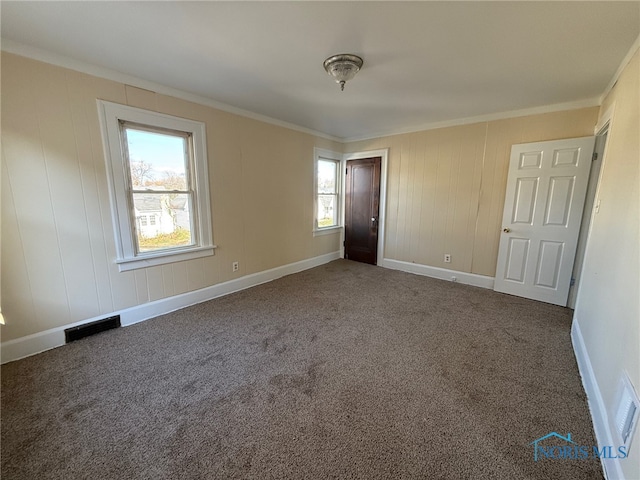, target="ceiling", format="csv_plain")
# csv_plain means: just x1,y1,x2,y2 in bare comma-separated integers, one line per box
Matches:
2,2,639,141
